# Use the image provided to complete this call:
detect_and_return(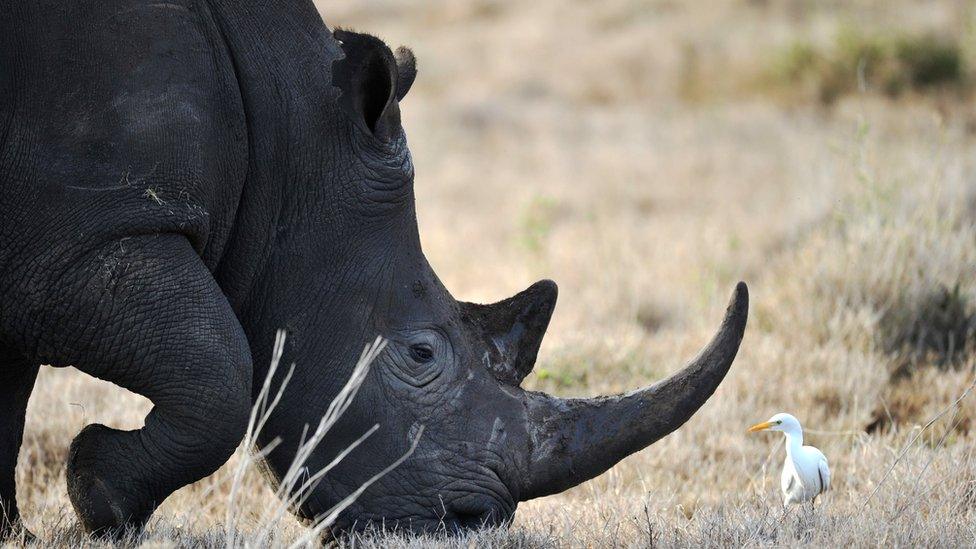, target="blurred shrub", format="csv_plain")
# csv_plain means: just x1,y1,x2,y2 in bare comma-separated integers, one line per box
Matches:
881,283,976,373
895,34,965,87
764,28,968,105
867,283,974,434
